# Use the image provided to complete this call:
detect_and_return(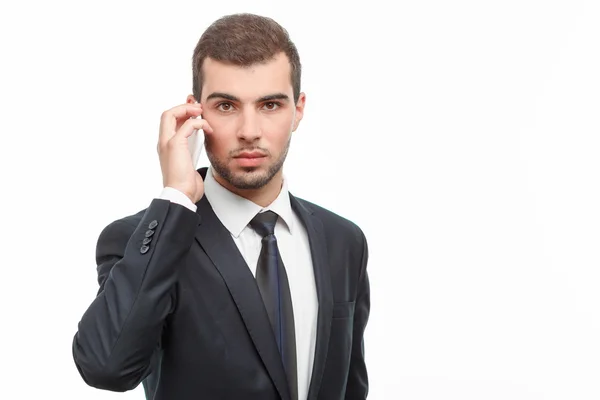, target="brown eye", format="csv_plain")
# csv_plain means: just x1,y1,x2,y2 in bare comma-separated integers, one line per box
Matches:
263,102,279,110
217,103,233,112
